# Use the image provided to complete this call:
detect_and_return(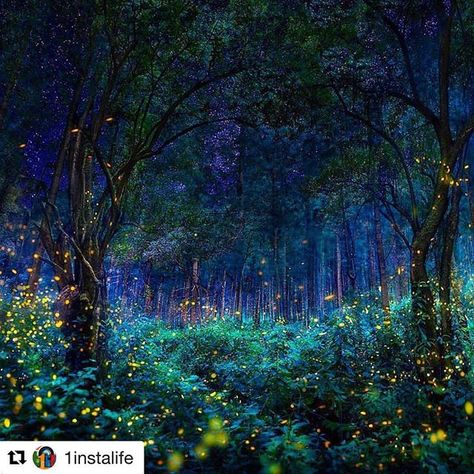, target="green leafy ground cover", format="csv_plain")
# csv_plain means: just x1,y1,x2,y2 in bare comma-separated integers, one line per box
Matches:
1,295,474,473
